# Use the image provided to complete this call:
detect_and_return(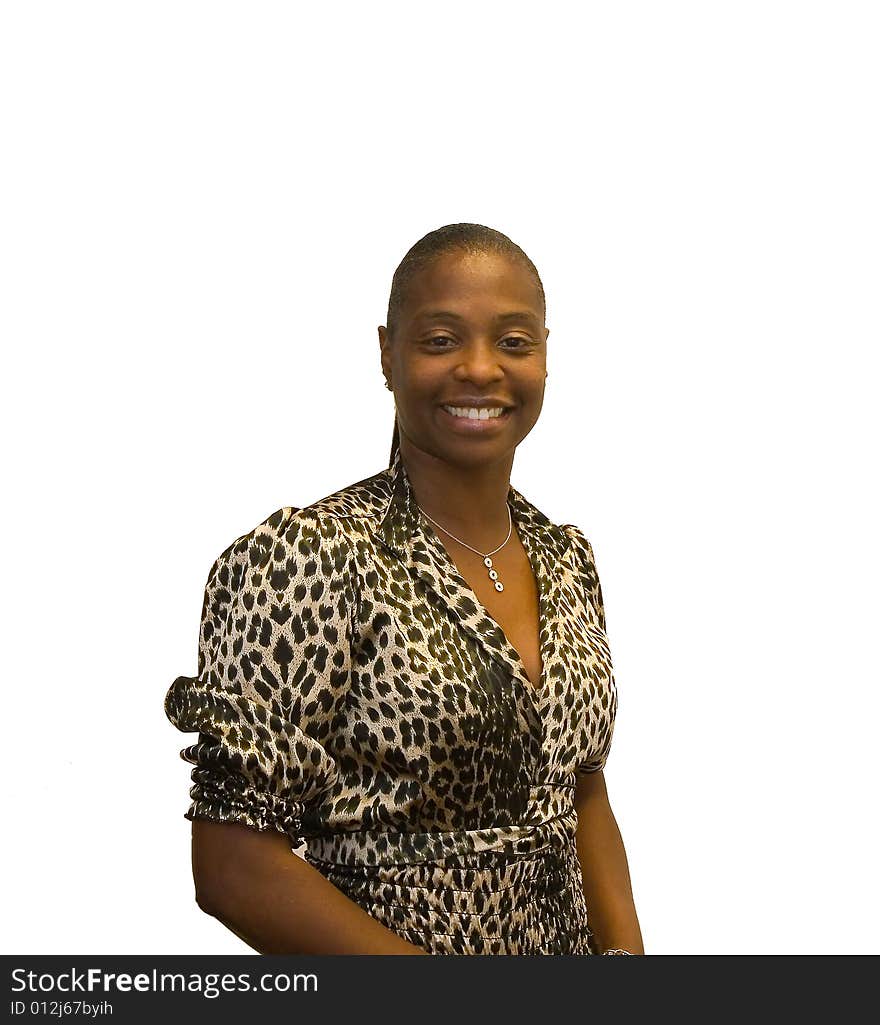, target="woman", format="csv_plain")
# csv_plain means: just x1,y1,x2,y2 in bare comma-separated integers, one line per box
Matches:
165,223,644,955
